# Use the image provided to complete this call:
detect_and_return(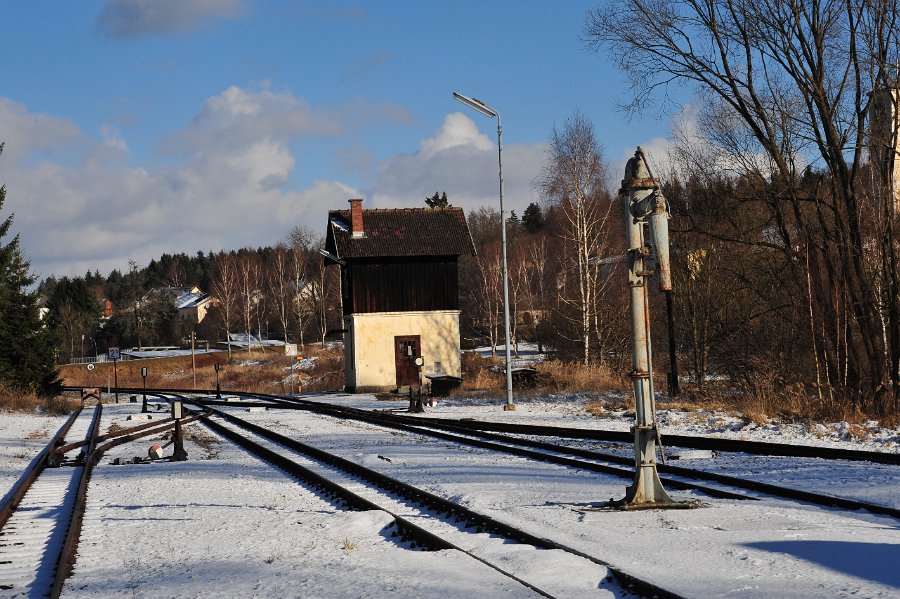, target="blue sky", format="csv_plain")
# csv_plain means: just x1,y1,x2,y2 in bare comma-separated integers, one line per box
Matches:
0,1,683,280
